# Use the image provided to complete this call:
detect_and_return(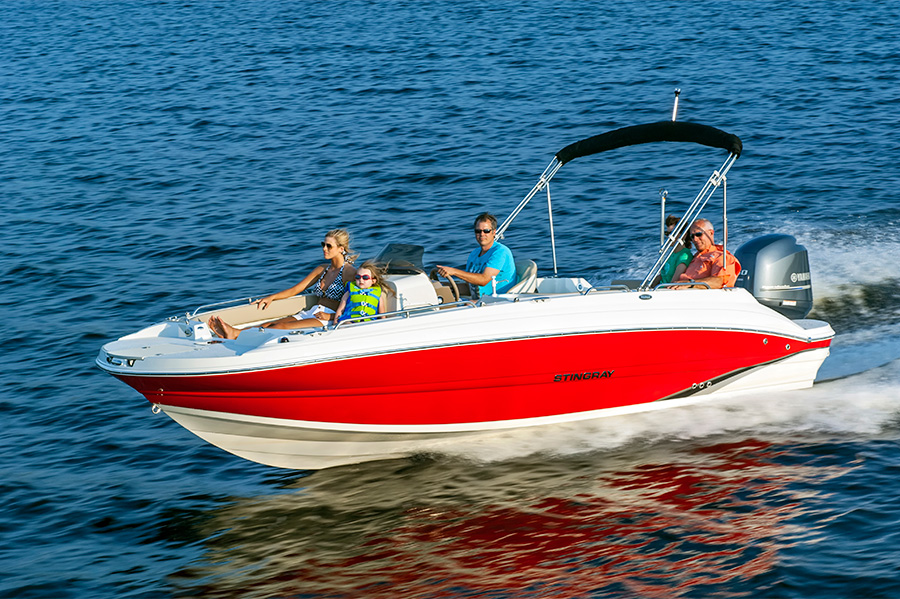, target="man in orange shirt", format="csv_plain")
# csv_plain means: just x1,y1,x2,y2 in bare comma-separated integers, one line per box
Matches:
673,218,740,289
